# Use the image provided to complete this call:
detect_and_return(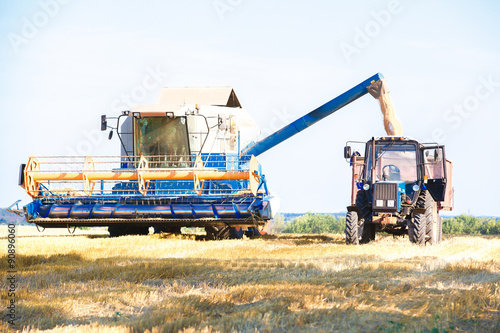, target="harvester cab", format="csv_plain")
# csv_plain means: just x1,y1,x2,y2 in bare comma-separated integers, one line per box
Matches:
105,87,260,165
344,137,454,245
